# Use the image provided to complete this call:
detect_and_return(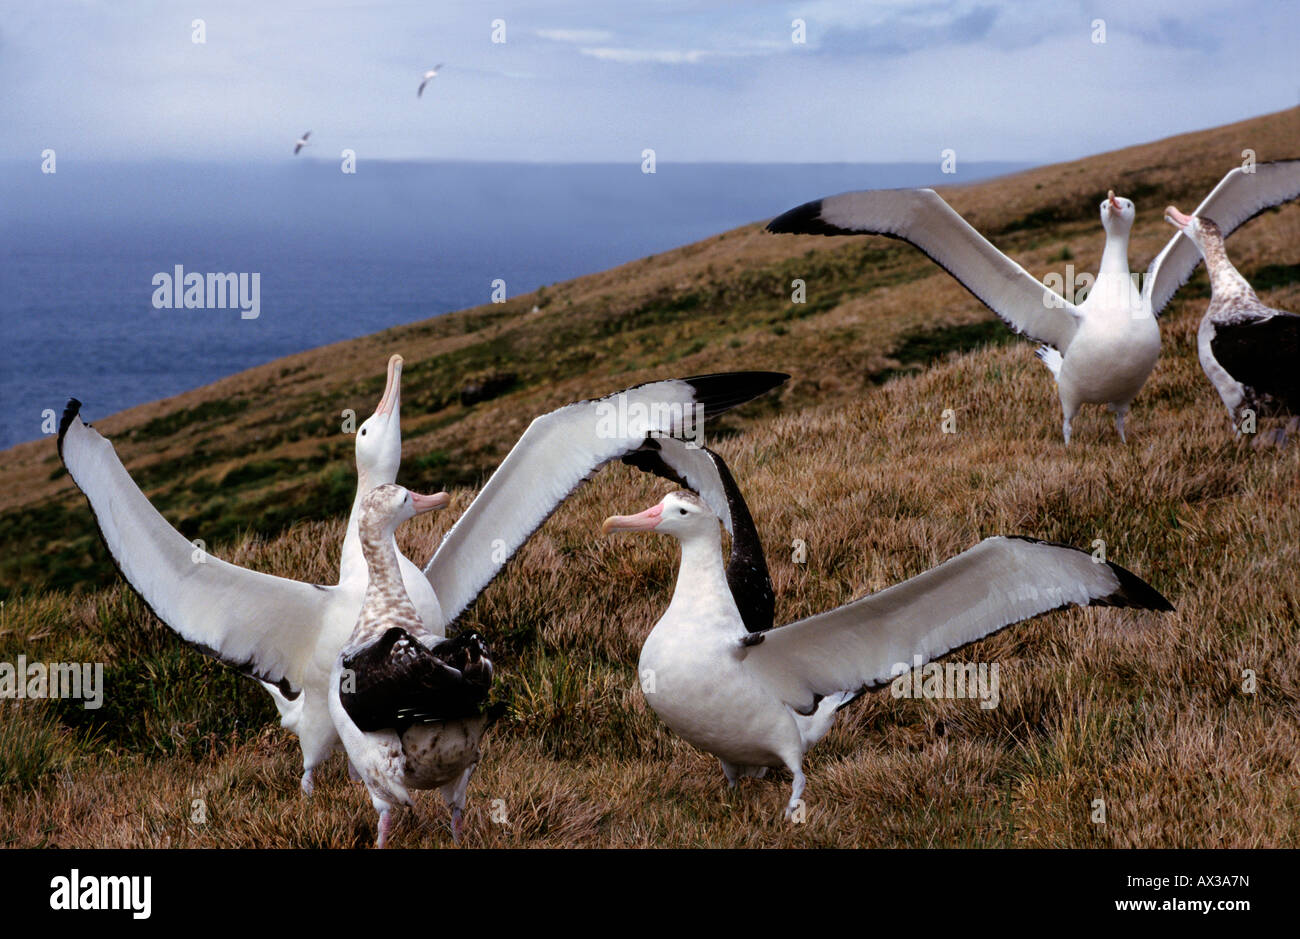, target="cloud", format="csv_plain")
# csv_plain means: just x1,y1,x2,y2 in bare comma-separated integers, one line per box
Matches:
537,28,615,44
579,47,714,65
